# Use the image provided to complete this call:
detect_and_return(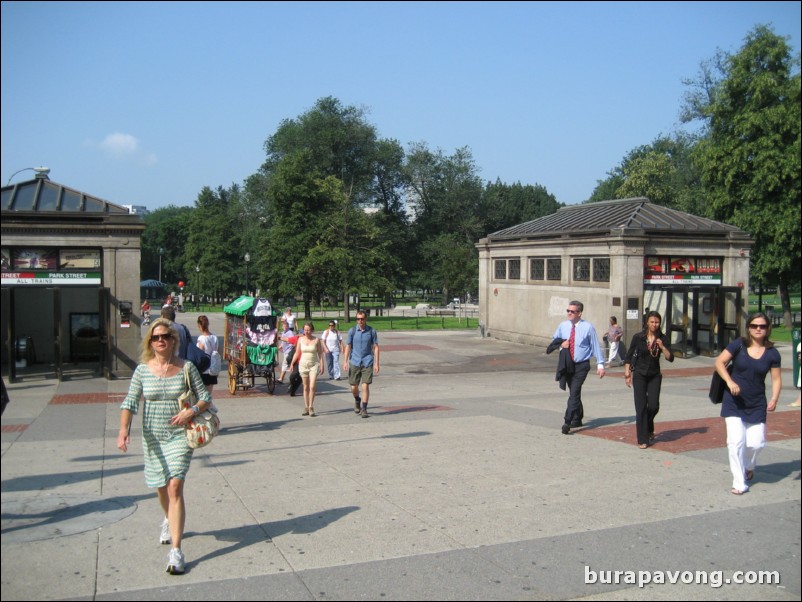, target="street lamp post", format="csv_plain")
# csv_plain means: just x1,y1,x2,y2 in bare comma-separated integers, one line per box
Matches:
6,166,49,186
195,265,200,310
158,247,164,283
244,253,251,296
